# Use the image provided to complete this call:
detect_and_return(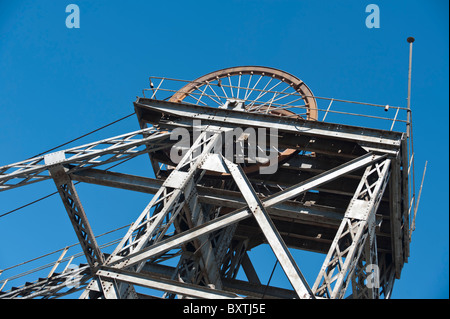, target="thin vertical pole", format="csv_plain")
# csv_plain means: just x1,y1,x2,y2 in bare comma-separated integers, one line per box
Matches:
411,160,427,235
406,37,415,138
